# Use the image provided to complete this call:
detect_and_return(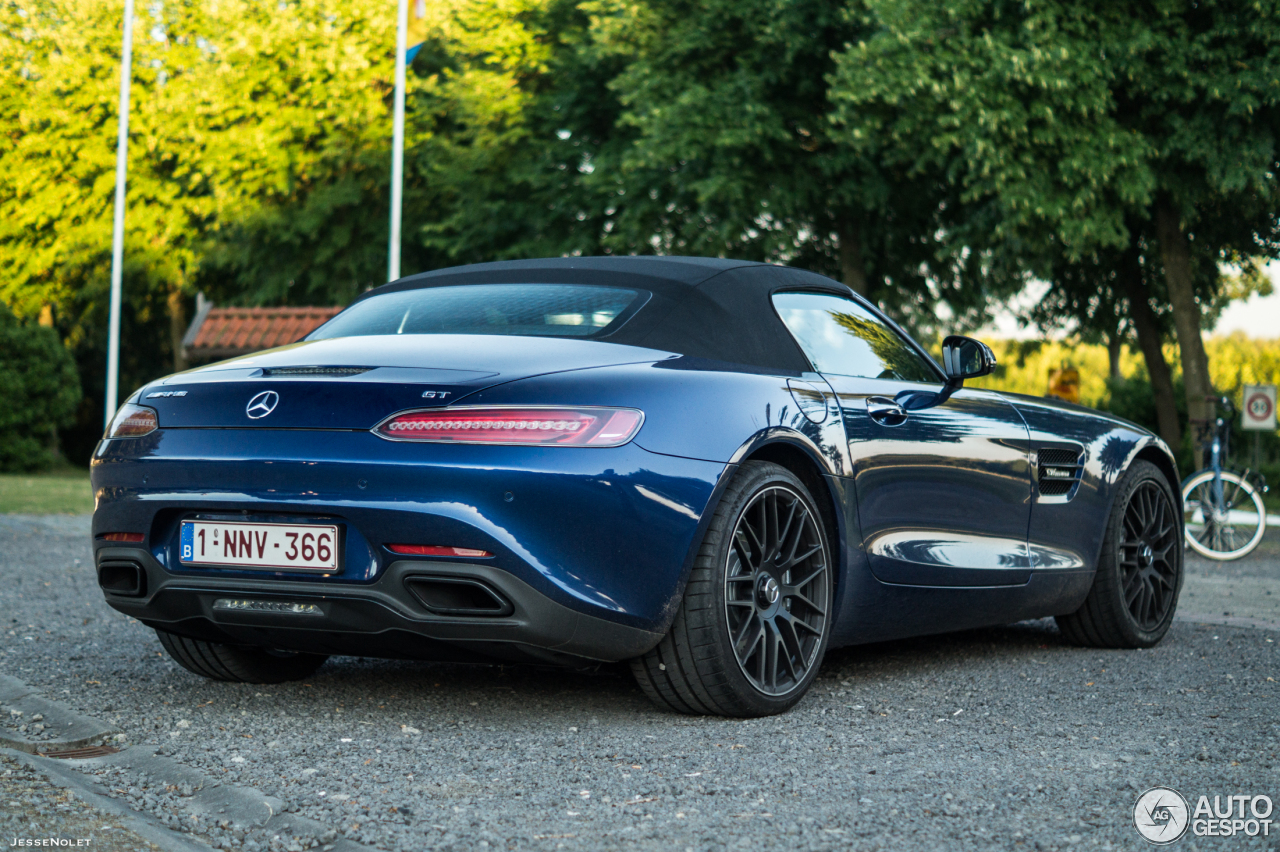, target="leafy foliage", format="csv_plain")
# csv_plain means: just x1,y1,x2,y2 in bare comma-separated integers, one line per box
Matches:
0,304,81,472
3,0,1280,468
831,0,1280,425
582,0,1025,332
